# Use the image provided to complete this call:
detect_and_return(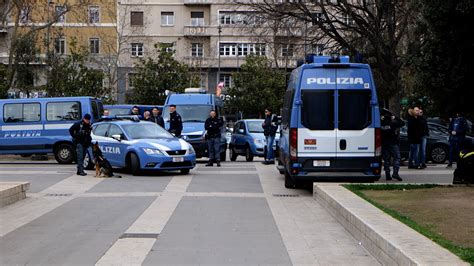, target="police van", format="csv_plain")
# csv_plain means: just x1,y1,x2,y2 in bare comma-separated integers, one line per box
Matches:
0,97,103,164
163,91,227,161
278,55,382,188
